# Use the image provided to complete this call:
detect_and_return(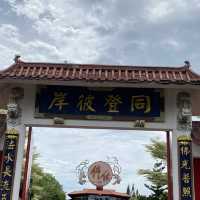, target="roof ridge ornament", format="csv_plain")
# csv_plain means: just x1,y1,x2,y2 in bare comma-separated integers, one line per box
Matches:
14,55,21,63
184,60,191,68
1,60,200,84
